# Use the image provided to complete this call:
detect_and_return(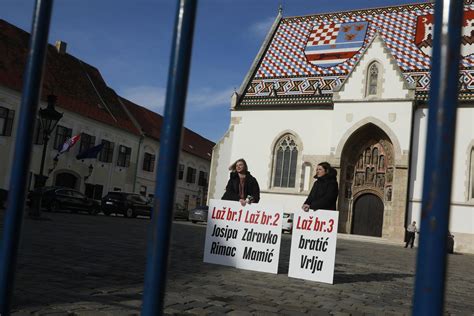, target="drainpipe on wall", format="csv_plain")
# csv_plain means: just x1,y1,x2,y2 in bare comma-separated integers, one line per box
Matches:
133,134,144,193
404,99,419,236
